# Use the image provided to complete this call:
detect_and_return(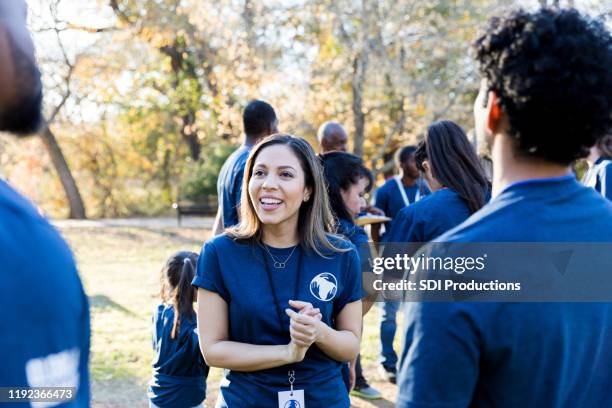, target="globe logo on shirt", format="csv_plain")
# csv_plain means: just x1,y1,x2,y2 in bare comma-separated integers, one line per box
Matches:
284,400,301,408
309,273,338,302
